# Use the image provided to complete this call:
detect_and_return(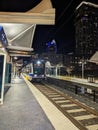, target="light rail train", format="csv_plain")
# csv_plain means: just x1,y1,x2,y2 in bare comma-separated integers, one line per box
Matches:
24,59,46,82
